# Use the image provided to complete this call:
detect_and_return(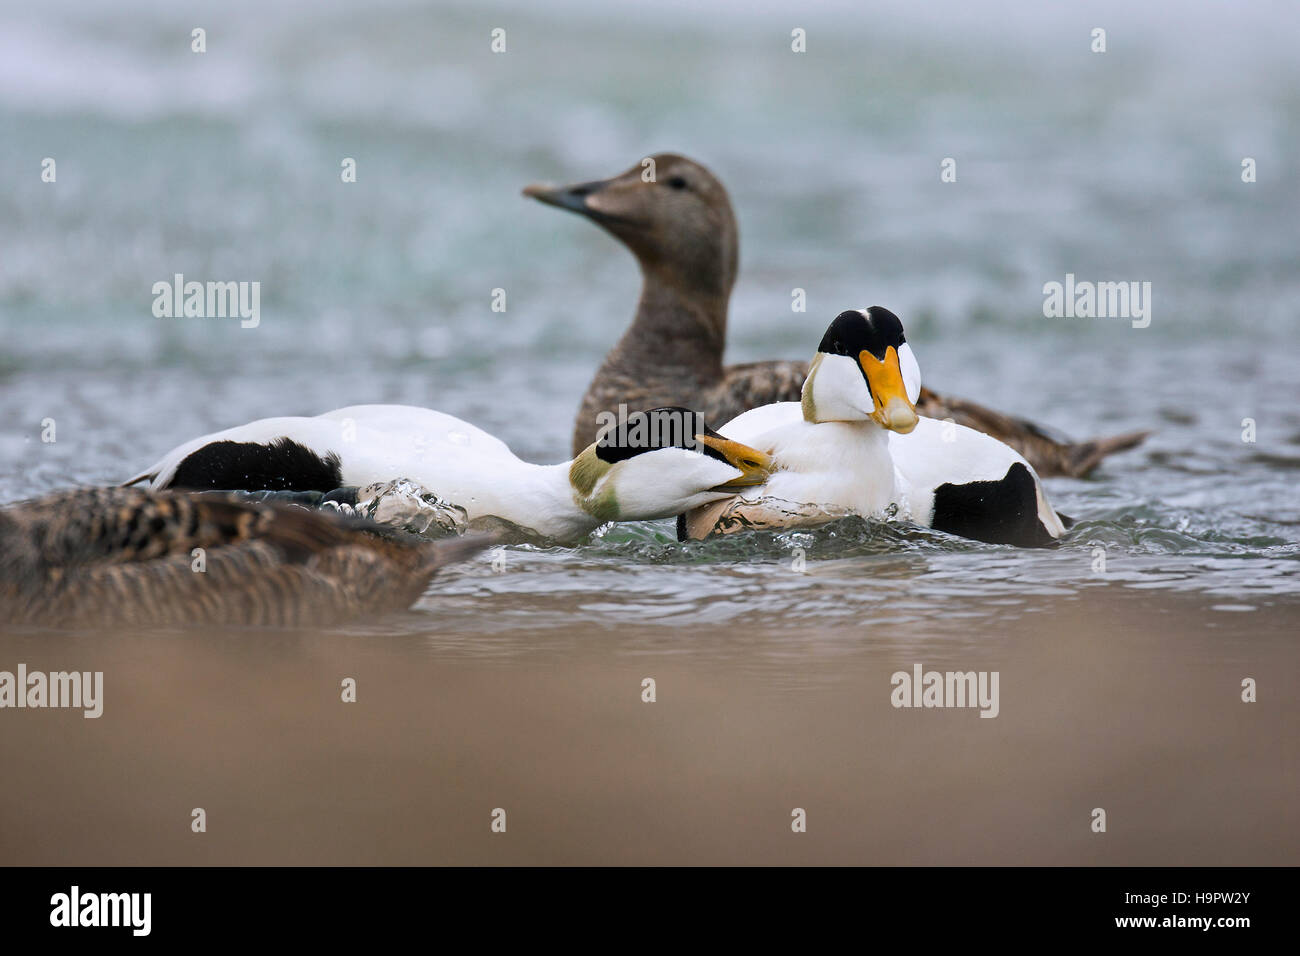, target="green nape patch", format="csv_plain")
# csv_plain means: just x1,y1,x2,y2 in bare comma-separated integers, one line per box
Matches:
568,446,620,520
585,483,620,522
568,445,608,496
800,353,821,422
